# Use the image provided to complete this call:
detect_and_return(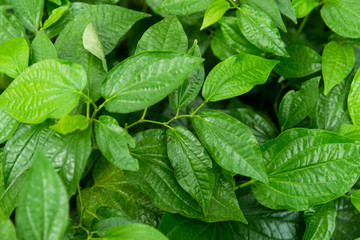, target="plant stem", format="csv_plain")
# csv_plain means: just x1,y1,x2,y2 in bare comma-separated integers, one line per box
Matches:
192,101,207,116
79,92,97,110
234,179,257,191
77,184,85,226
295,14,310,38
